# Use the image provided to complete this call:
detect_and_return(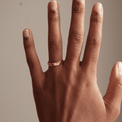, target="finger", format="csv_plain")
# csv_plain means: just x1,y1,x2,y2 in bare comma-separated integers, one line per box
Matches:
103,62,122,120
82,3,103,71
65,0,85,66
23,28,44,87
48,0,62,63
